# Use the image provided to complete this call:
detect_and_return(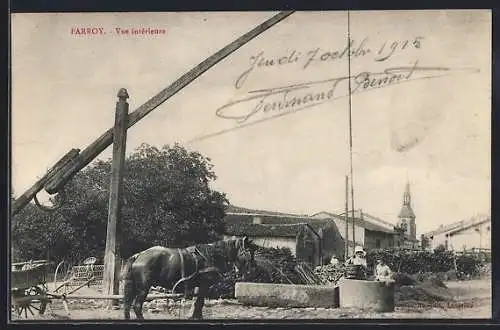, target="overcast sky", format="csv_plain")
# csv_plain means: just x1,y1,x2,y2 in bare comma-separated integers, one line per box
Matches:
11,10,491,235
